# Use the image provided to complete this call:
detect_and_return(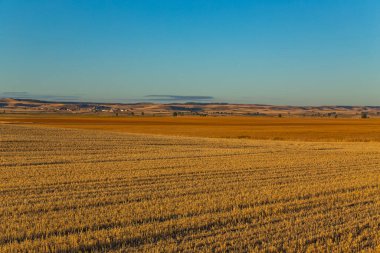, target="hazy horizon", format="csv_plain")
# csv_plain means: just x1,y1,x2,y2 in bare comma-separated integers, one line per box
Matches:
2,91,380,107
1,1,379,105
